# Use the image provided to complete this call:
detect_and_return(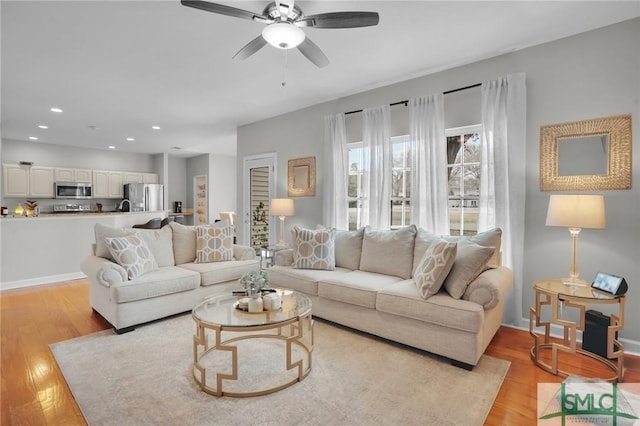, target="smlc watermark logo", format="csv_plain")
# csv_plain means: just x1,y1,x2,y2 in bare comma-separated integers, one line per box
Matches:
538,379,640,425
